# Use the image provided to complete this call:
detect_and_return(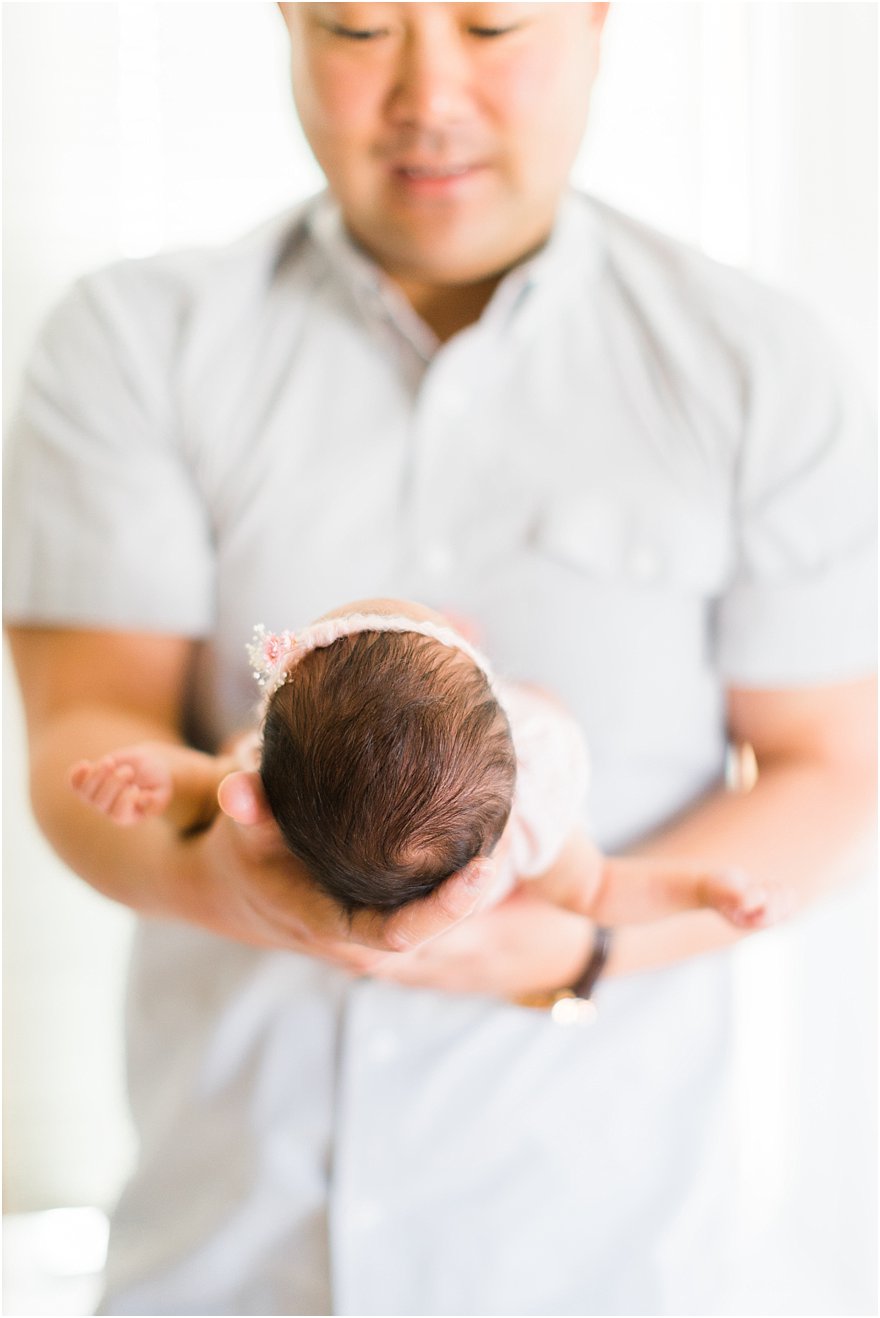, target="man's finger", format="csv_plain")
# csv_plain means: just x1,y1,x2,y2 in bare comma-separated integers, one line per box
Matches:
349,858,495,952
217,769,299,851
217,770,272,825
